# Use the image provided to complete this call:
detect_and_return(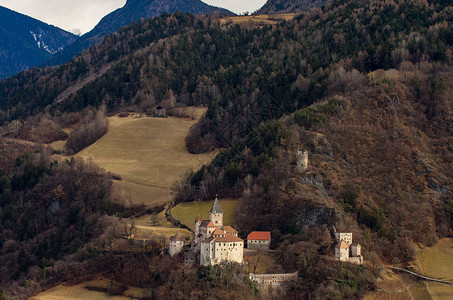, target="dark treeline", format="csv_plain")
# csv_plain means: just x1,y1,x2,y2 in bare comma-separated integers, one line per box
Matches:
64,108,109,155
